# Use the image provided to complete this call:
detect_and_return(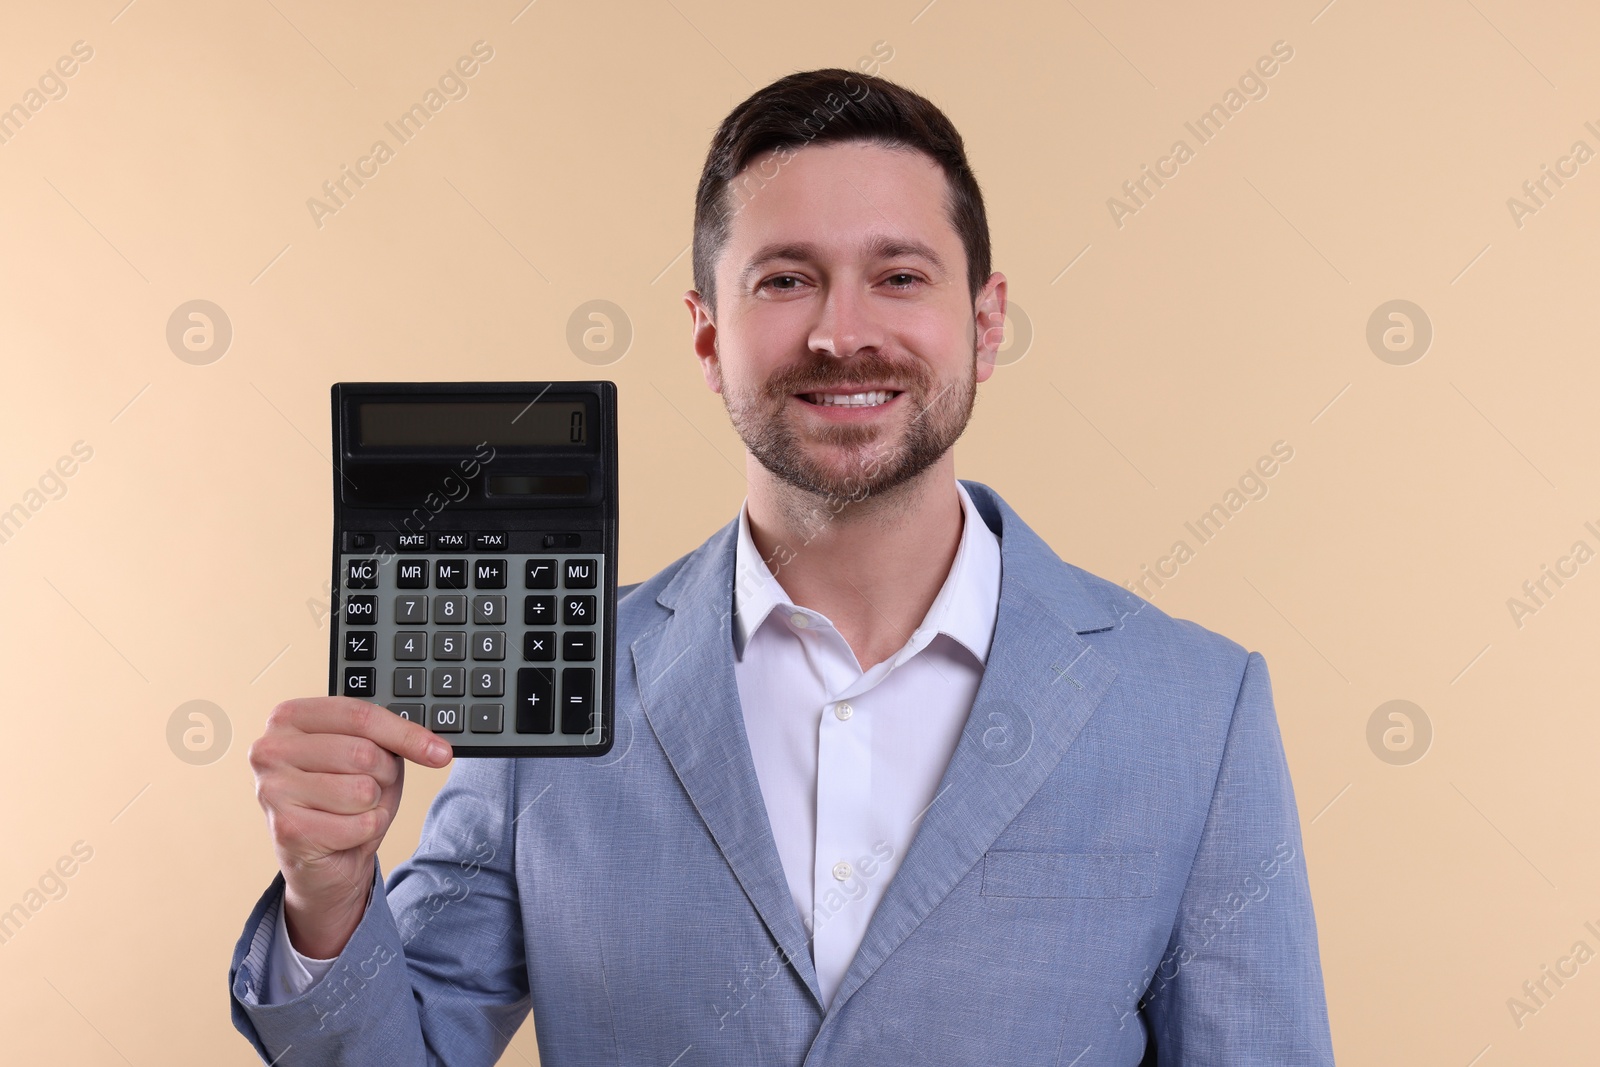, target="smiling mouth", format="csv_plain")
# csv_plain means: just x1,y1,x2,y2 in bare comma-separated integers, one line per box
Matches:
796,389,902,408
